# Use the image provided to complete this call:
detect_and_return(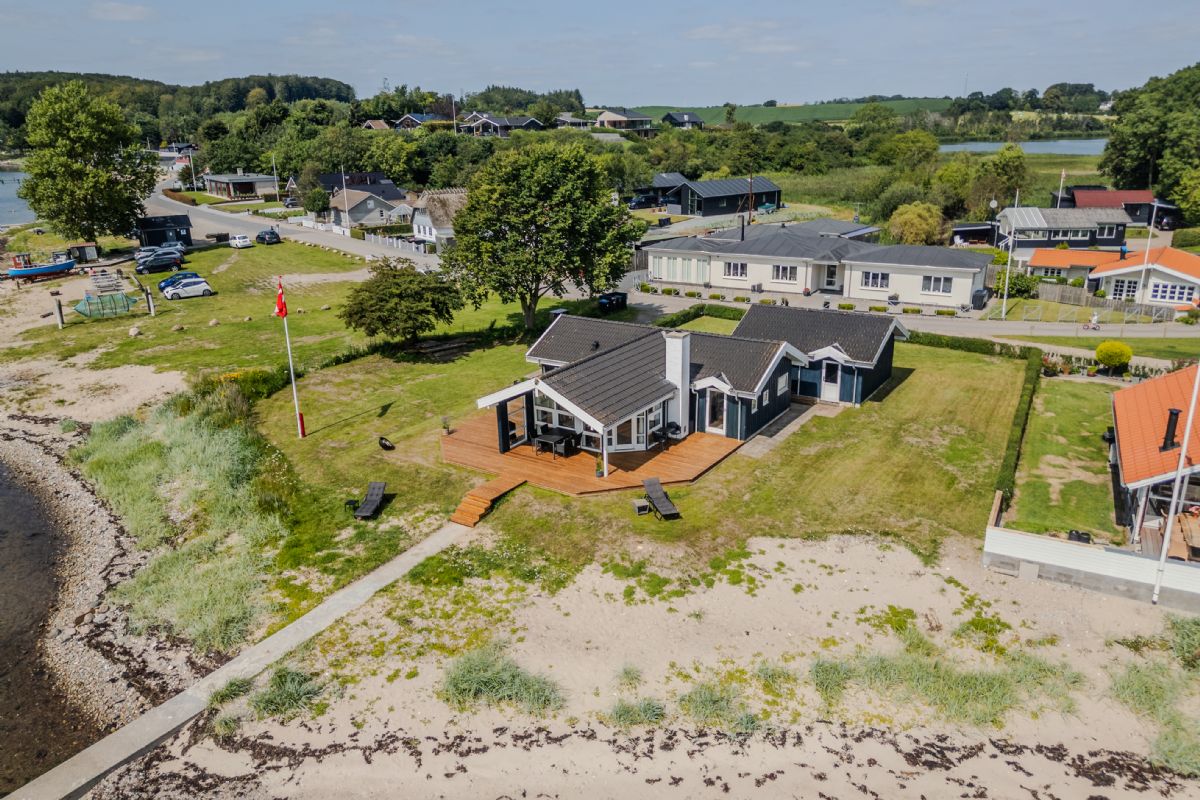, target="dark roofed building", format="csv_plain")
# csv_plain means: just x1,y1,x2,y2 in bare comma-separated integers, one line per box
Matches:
662,111,705,130
786,218,880,242
135,214,193,247
662,175,782,217
396,113,447,129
